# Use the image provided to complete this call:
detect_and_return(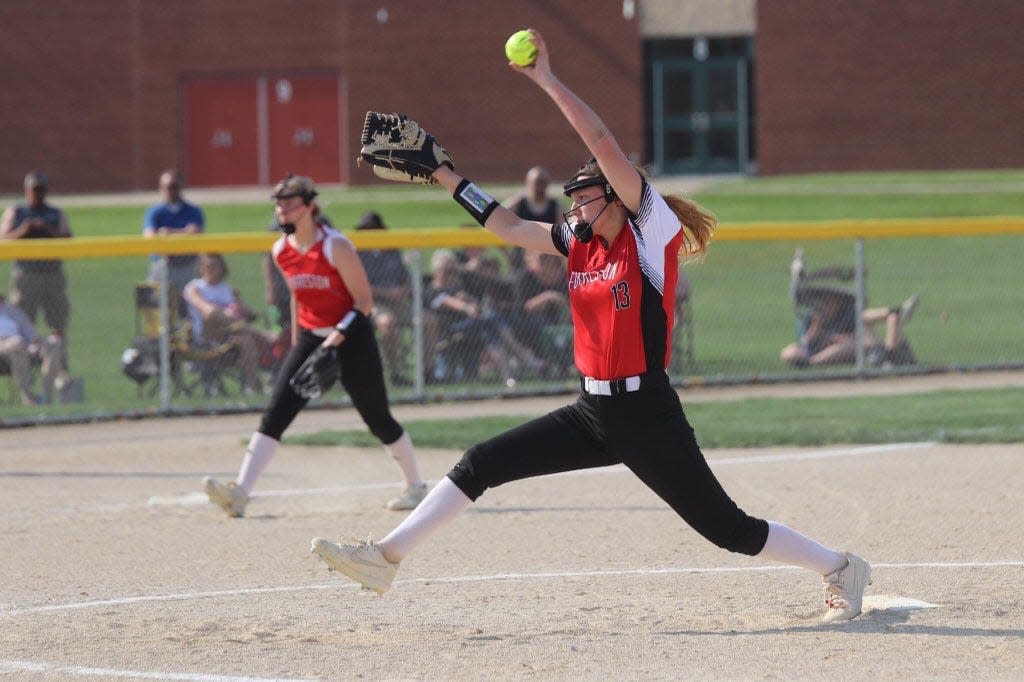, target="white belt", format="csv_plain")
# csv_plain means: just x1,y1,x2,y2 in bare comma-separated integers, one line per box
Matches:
581,375,642,396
